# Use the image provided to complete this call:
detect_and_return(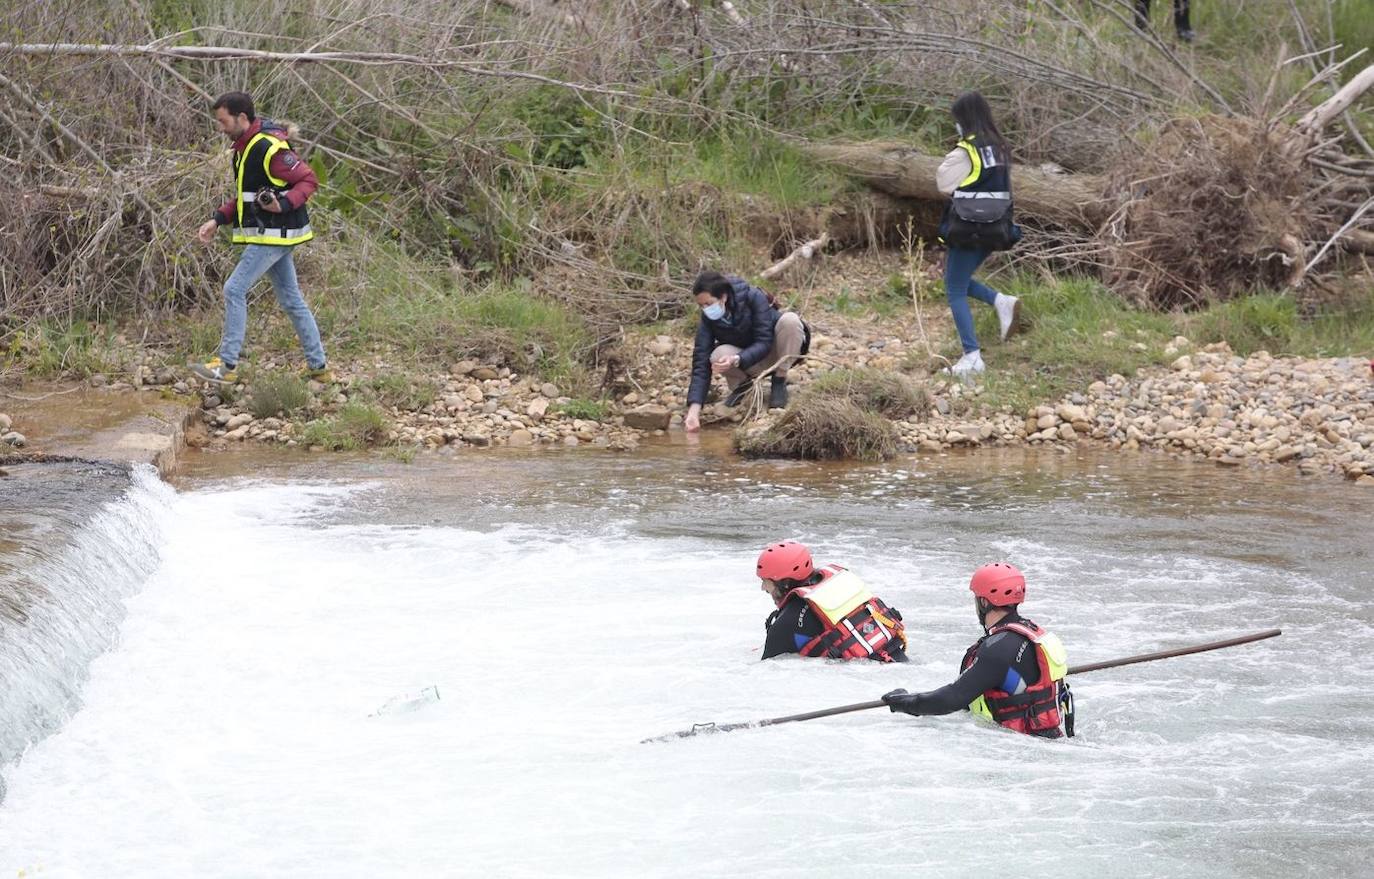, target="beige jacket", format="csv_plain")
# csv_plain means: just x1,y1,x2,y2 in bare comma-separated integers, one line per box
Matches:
936,146,974,196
